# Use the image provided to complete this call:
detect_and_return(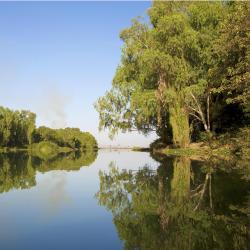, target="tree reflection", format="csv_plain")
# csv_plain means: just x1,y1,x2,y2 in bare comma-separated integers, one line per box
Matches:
0,152,36,193
96,157,250,250
34,150,98,172
0,150,97,193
